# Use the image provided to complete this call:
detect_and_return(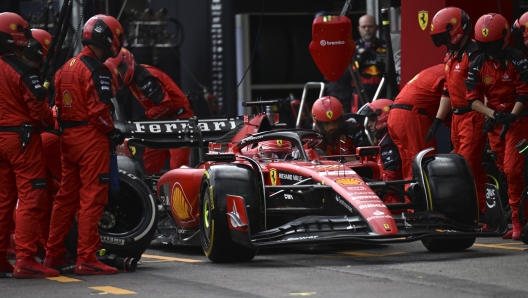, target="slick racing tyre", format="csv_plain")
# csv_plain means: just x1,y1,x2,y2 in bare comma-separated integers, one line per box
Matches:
420,154,478,252
422,238,476,252
199,164,260,262
65,170,158,260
